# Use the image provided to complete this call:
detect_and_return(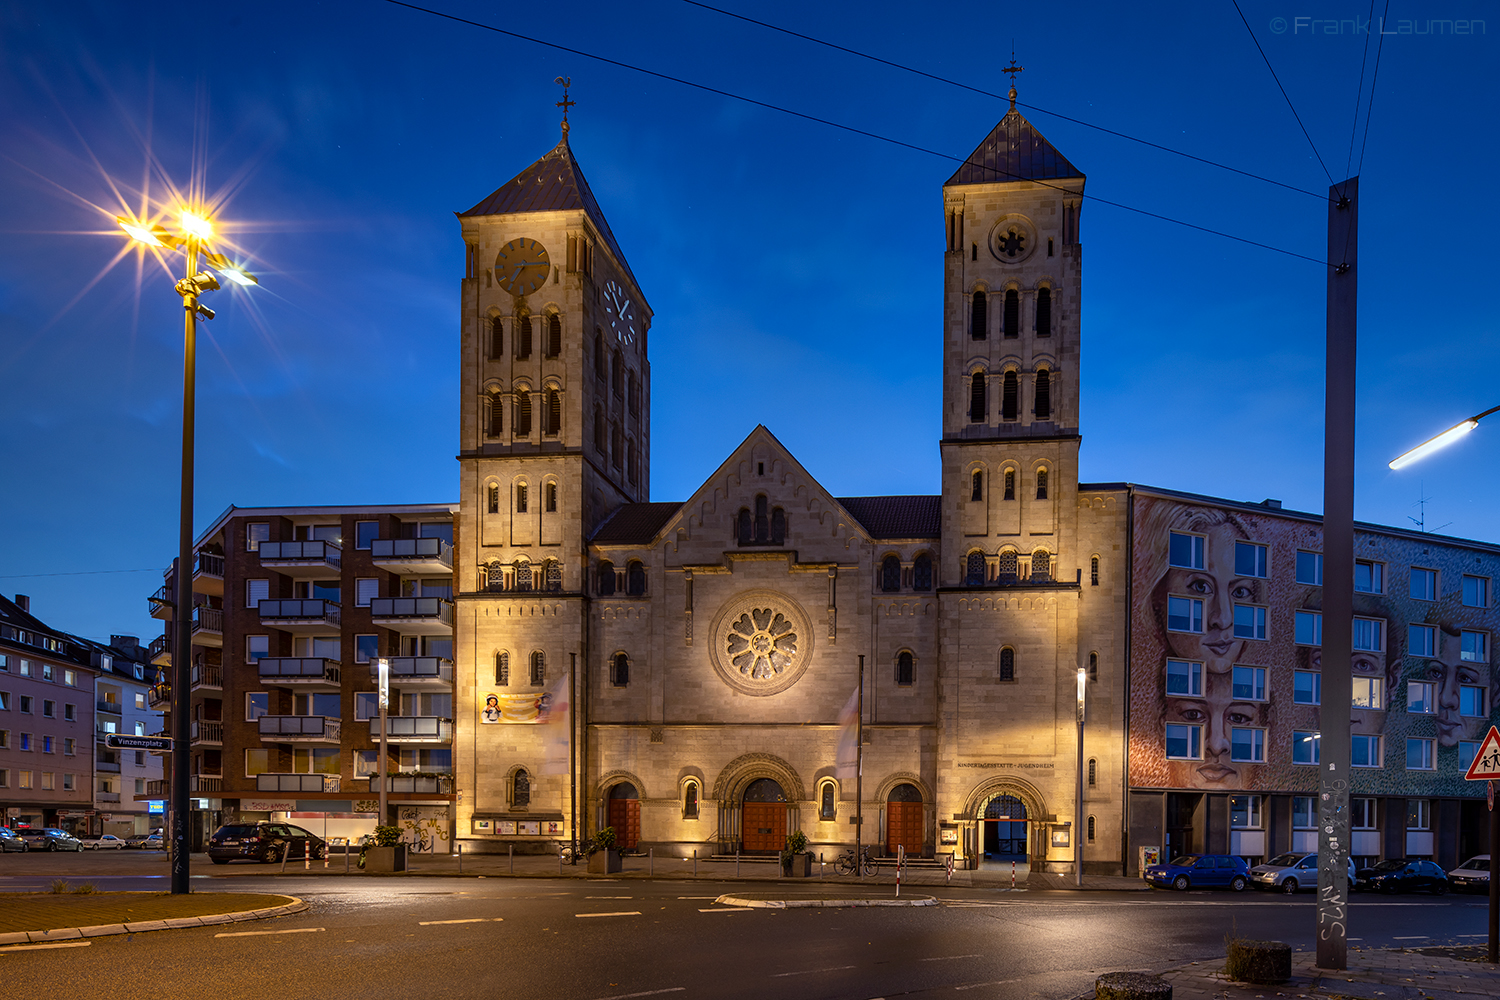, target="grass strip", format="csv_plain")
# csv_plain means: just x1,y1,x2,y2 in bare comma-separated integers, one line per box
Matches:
0,892,294,934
